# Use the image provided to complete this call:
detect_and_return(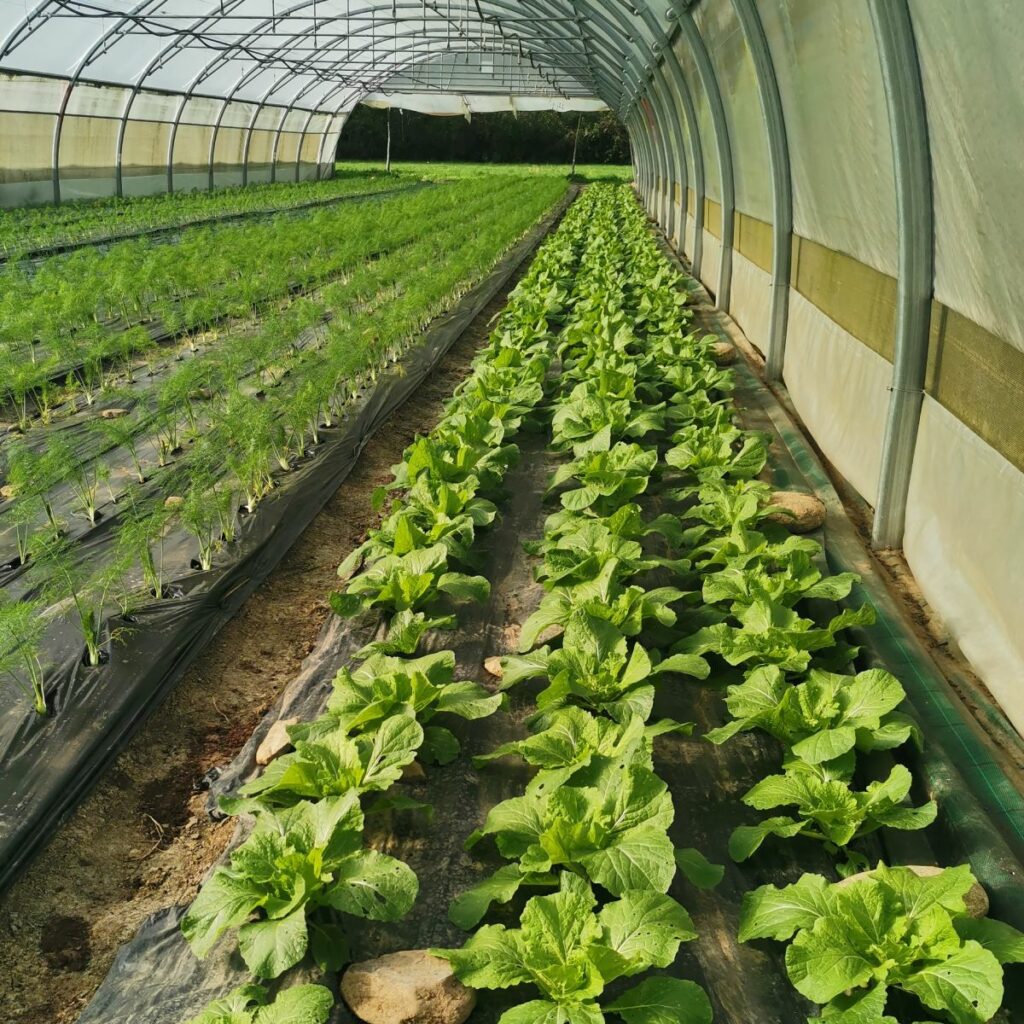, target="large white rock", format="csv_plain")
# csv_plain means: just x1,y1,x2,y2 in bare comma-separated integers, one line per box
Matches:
341,950,476,1024
255,716,299,766
763,490,826,534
